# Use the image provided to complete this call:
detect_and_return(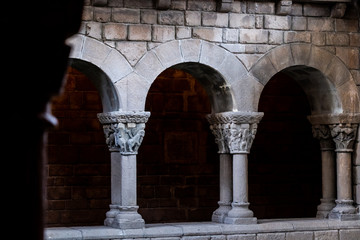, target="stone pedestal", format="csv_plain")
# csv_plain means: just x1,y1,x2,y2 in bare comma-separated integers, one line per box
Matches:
98,111,150,229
